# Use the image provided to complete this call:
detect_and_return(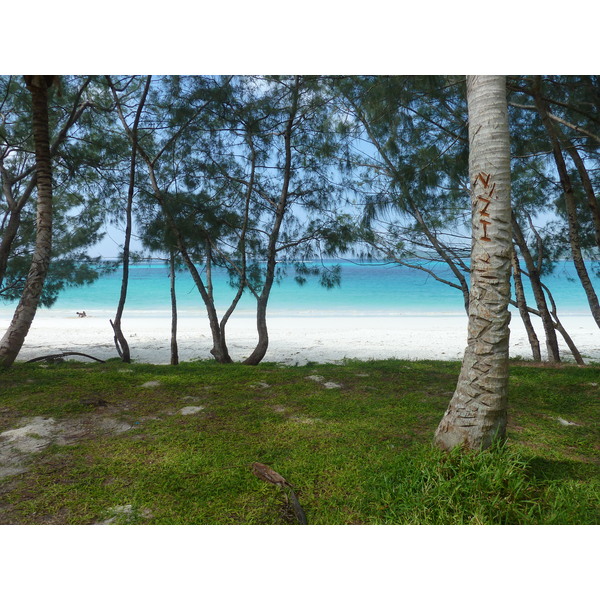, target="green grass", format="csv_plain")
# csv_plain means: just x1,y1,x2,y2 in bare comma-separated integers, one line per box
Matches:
0,358,598,524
